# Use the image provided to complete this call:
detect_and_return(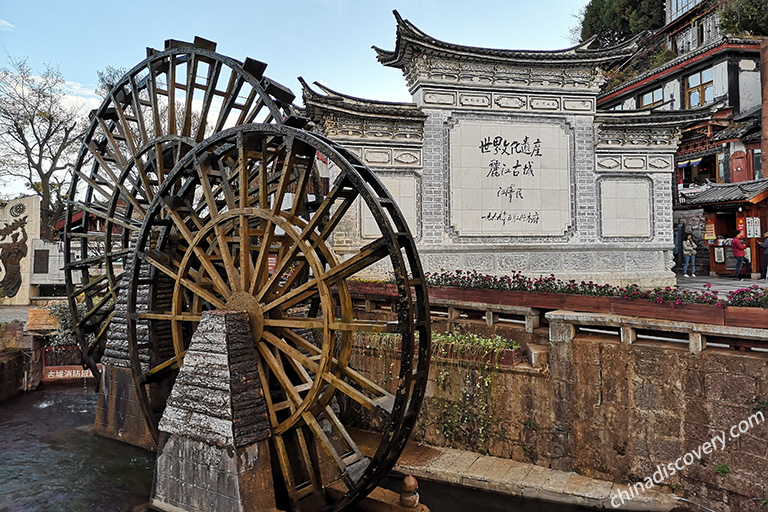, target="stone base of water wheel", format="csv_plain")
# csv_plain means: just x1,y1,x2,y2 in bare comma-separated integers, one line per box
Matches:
150,310,276,512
